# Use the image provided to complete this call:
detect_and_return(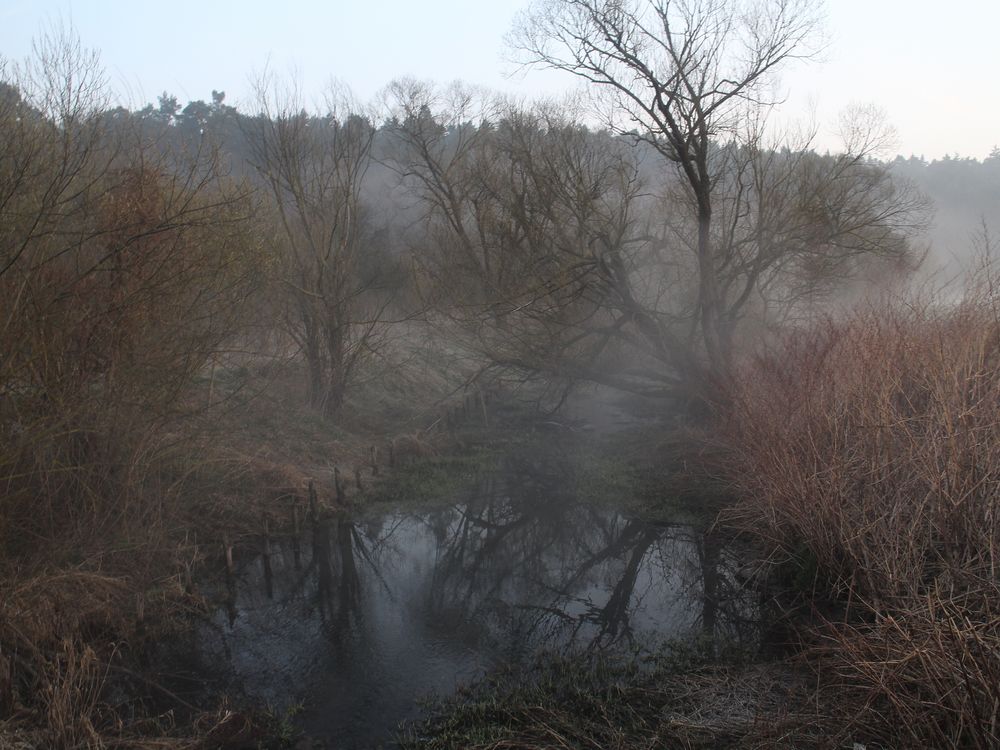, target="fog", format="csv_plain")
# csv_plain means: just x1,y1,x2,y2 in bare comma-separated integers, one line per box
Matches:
1,2,998,747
